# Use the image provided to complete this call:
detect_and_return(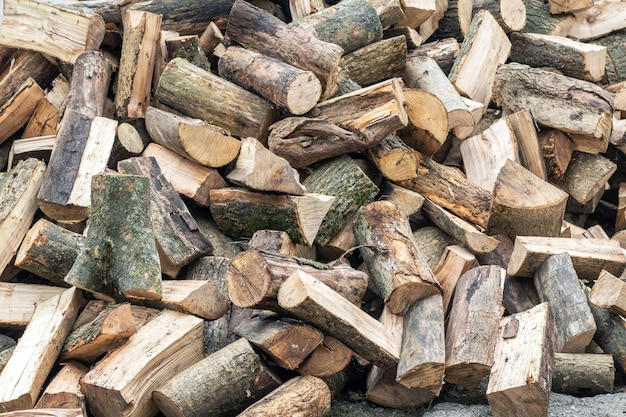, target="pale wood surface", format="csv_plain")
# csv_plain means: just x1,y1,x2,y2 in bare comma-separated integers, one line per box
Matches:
34,361,88,413
590,269,626,317
433,245,478,315
0,283,67,327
